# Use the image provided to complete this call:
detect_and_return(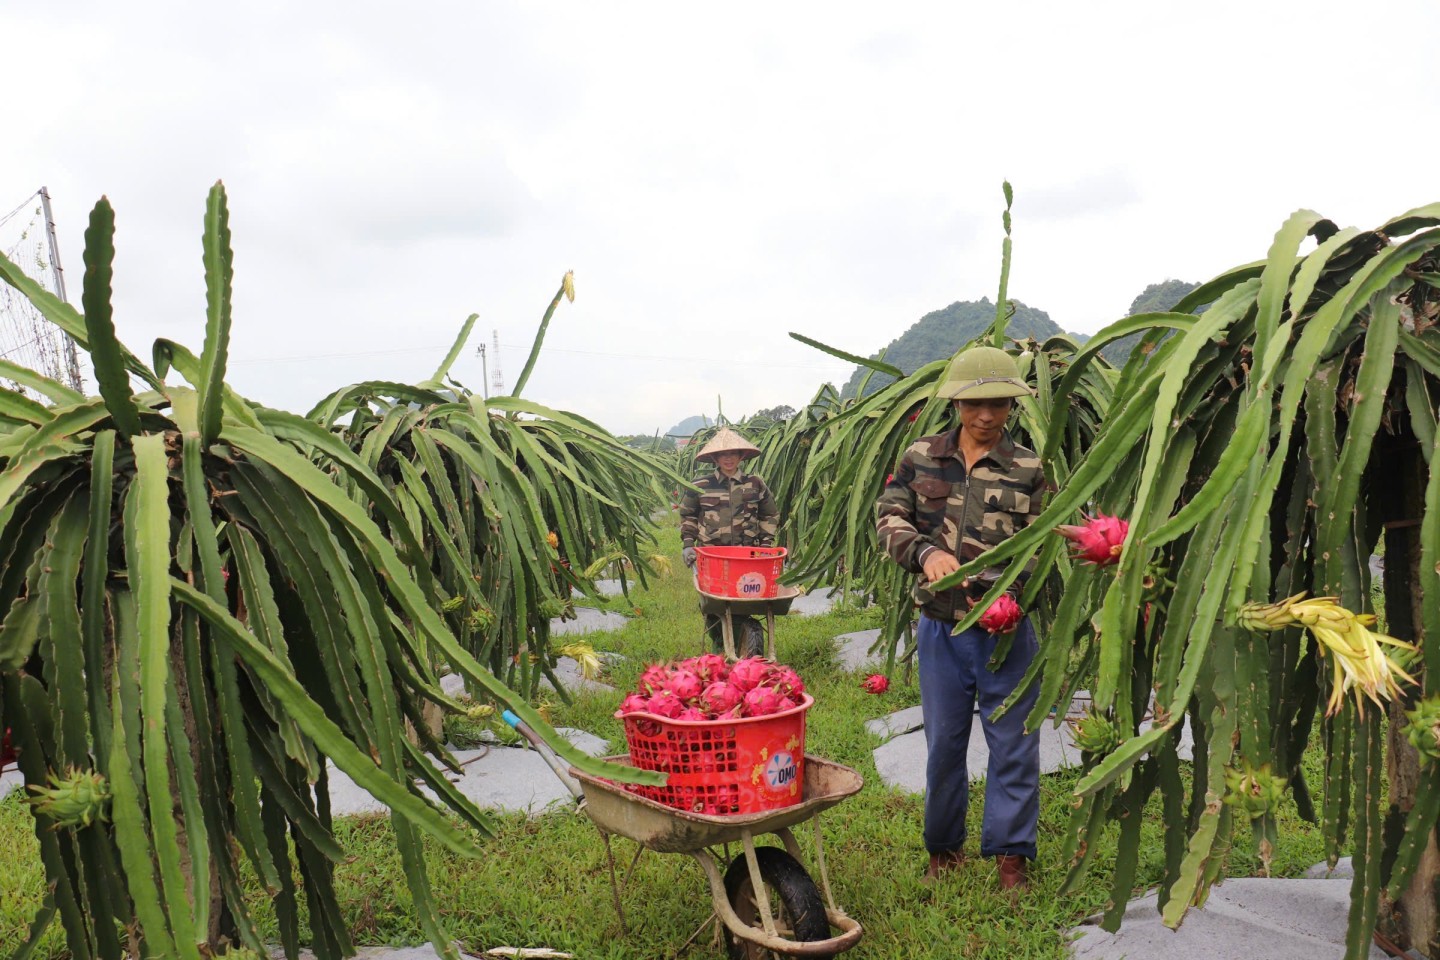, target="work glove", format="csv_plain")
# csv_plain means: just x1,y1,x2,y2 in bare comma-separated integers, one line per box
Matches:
682,546,697,568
